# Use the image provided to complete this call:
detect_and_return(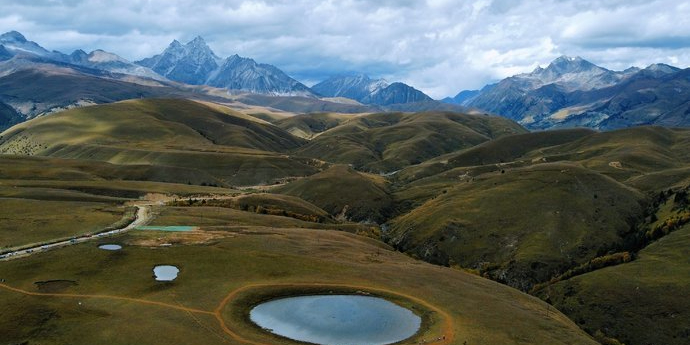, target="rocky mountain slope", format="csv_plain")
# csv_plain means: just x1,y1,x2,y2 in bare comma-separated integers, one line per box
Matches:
446,56,690,130
137,36,314,96
0,31,161,79
313,74,433,106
